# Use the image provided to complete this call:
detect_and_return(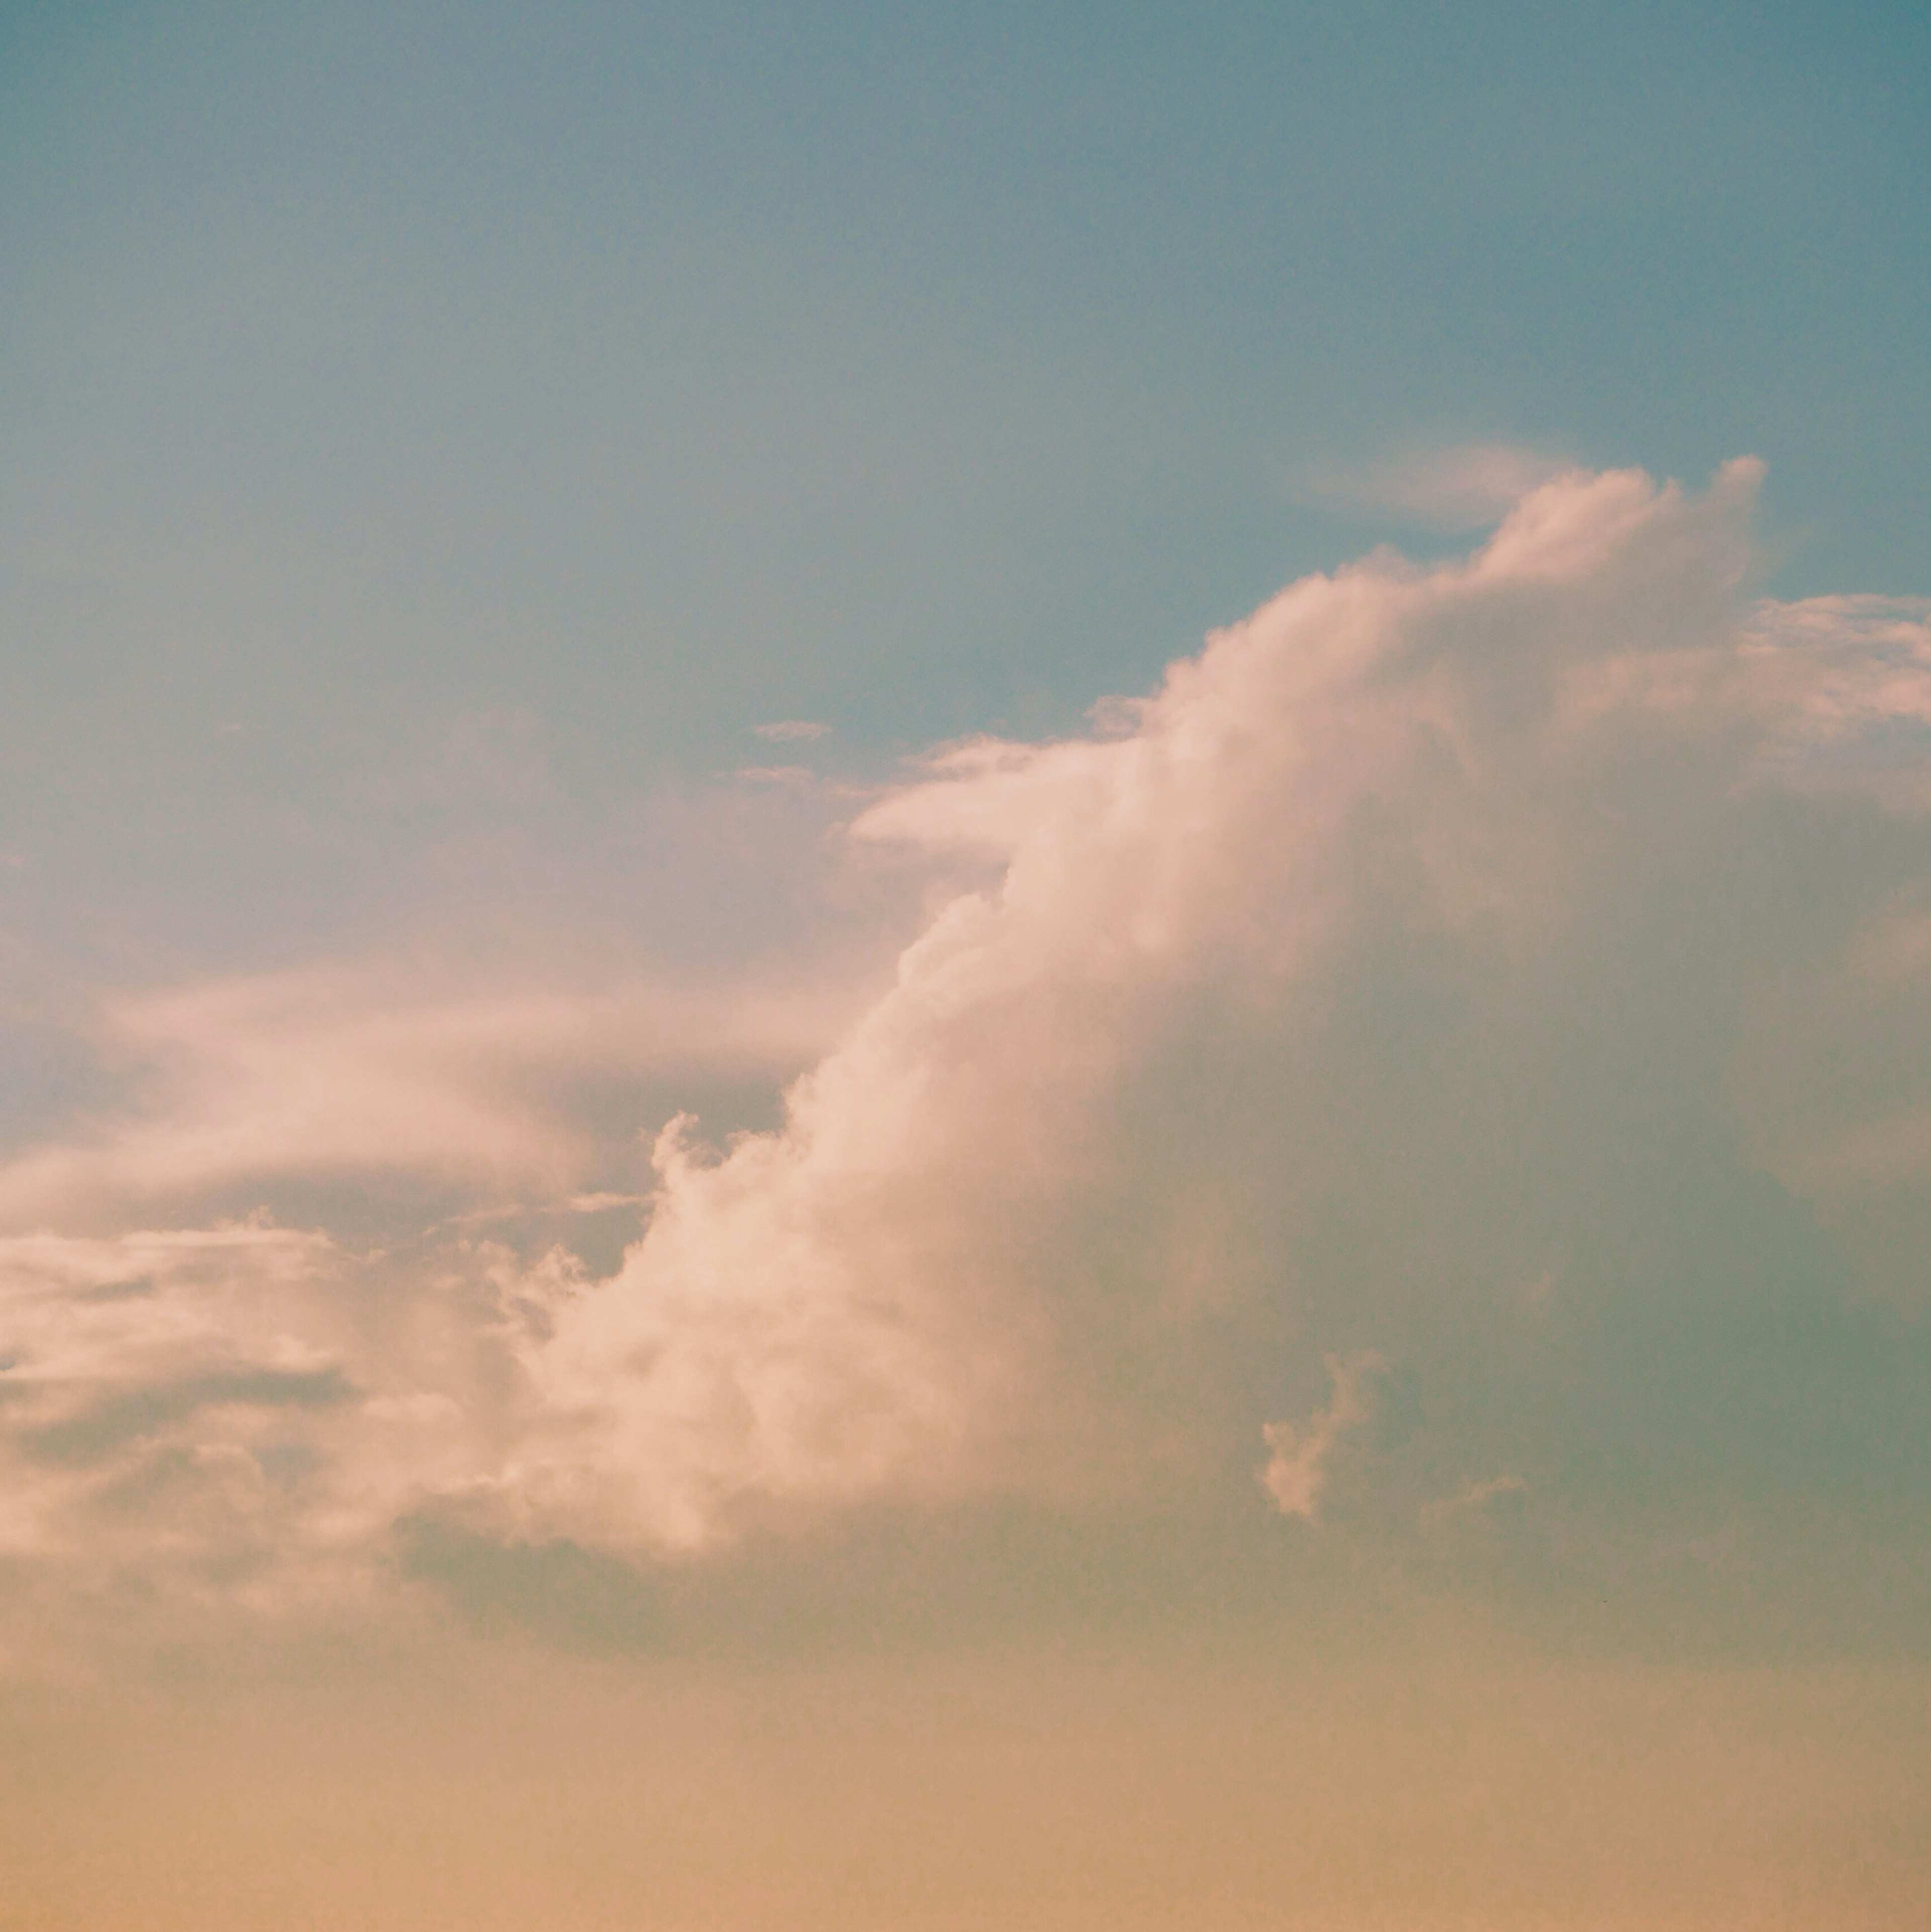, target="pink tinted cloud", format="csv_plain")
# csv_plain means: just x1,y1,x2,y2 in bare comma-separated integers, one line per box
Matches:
4,462,1930,1611
1260,1353,1384,1522
0,958,859,1231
